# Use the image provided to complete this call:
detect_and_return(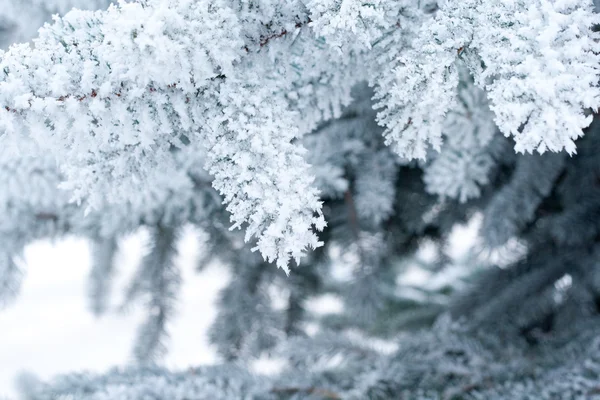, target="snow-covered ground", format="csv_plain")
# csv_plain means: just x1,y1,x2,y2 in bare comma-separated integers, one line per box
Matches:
0,229,227,399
